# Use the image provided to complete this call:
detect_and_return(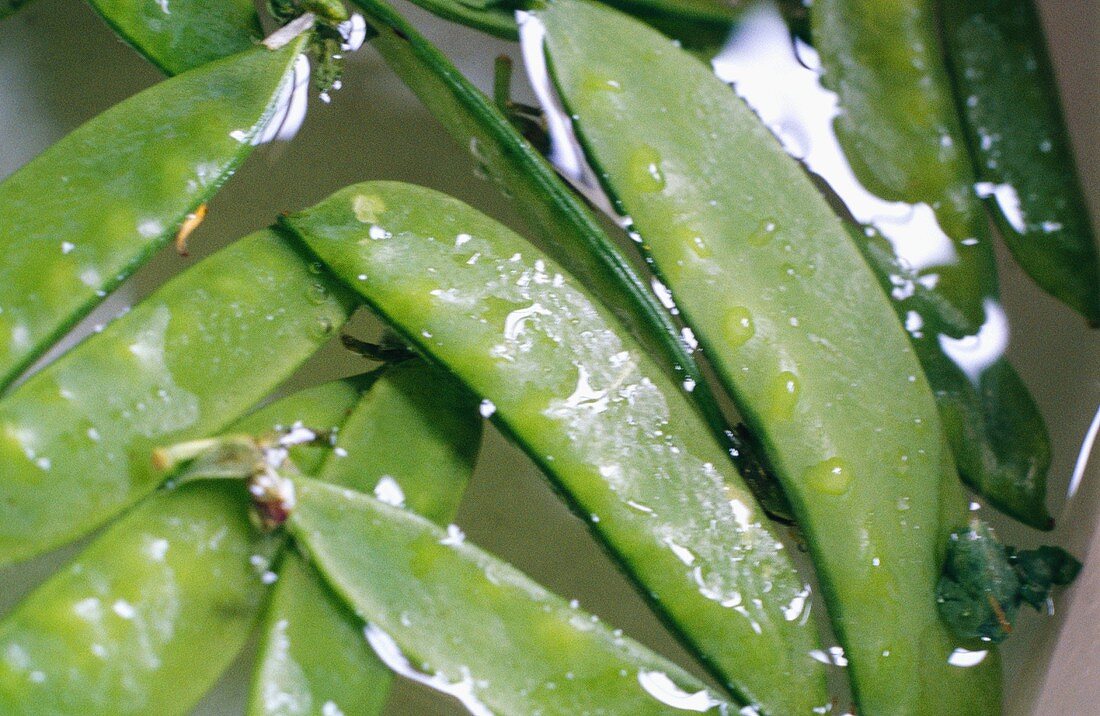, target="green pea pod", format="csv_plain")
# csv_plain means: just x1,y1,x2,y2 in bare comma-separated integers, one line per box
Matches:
85,0,262,75
284,181,826,714
0,481,273,715
249,360,482,716
533,1,1000,713
709,5,1052,527
289,476,737,715
400,0,518,39
0,36,309,391
0,229,354,568
0,377,366,714
857,226,1053,528
810,0,997,335
352,0,793,522
940,0,1100,325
